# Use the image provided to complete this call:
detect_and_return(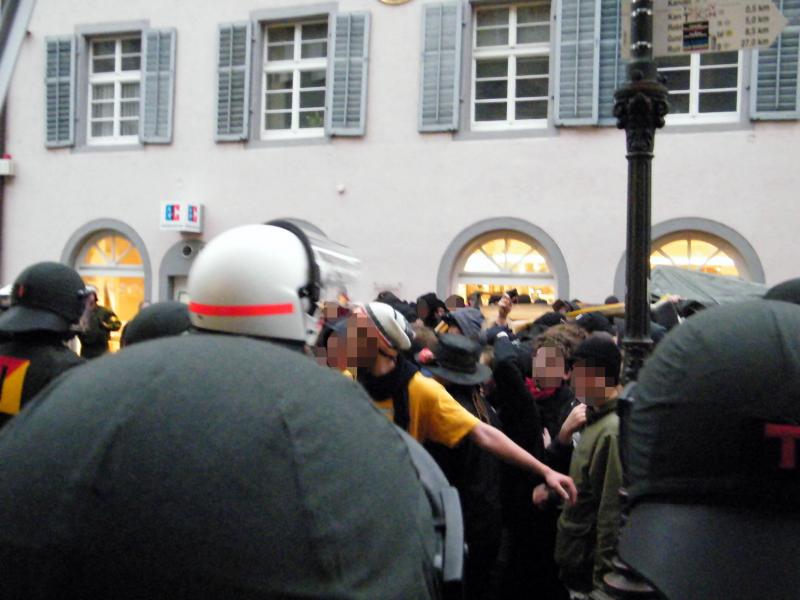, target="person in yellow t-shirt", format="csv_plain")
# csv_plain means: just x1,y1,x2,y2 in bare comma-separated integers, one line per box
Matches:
349,302,577,505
